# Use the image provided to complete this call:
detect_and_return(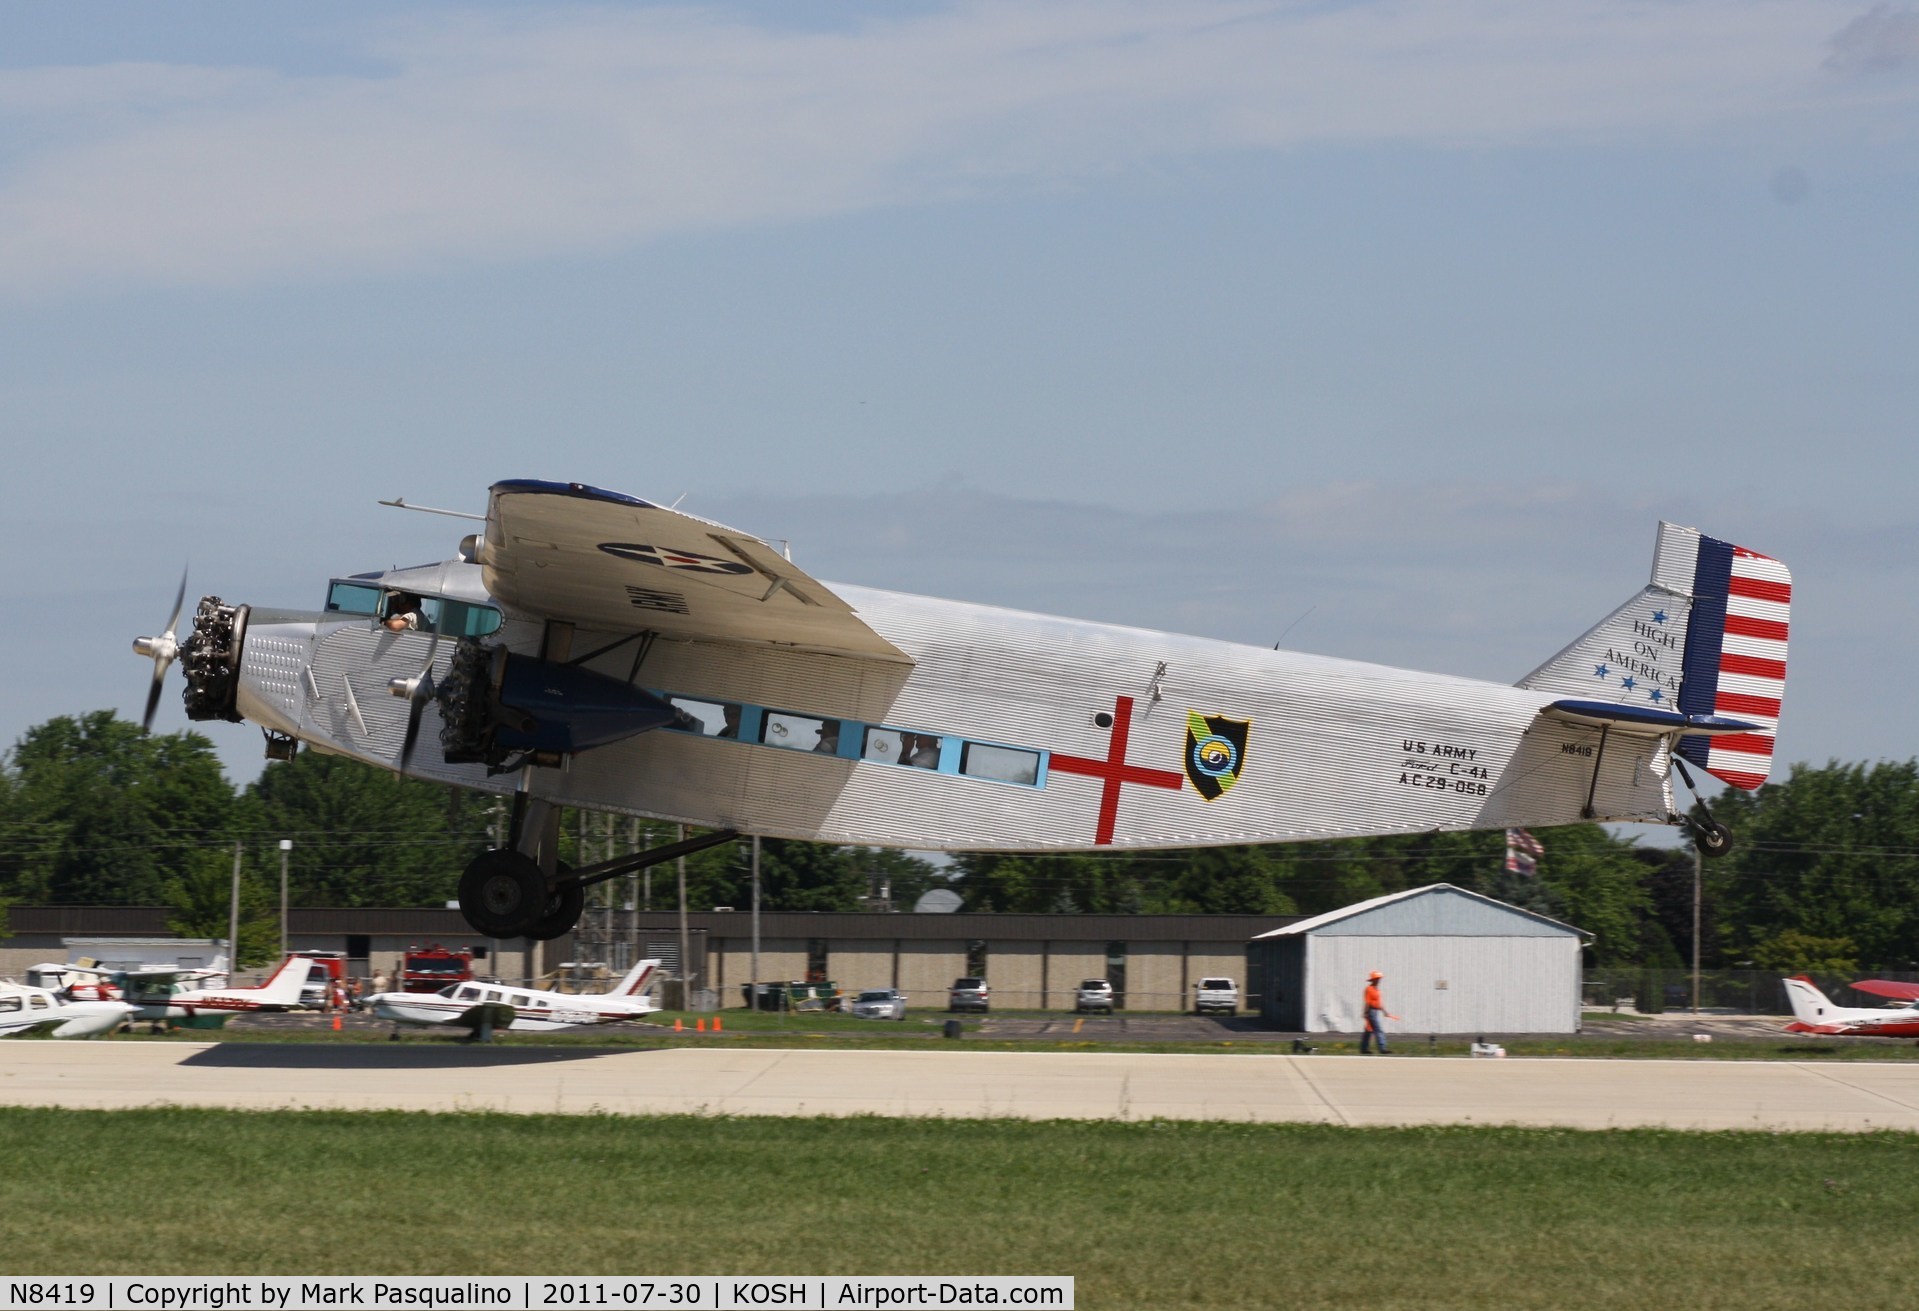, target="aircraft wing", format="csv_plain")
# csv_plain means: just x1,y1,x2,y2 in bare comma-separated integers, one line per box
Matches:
451,1002,521,1031
480,481,910,663
1850,979,1919,1002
